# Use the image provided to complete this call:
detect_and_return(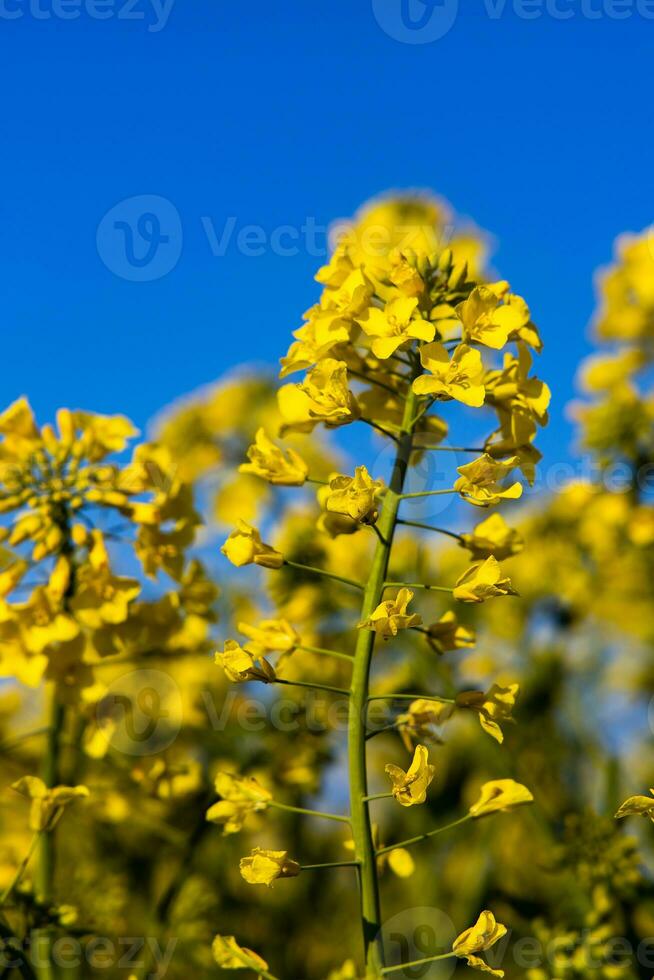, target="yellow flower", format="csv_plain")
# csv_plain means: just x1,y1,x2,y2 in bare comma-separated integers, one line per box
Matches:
453,557,517,603
359,295,434,359
452,911,507,977
239,428,308,485
212,935,269,973
237,617,299,654
460,513,524,561
396,699,454,751
239,847,300,886
455,454,522,507
325,466,384,524
426,611,476,652
457,283,530,349
469,779,534,818
278,358,360,433
413,343,485,407
484,344,551,425
206,772,272,834
216,640,276,684
456,683,519,743
615,789,654,820
68,532,140,629
221,520,284,569
12,776,89,832
358,588,422,638
385,744,435,806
